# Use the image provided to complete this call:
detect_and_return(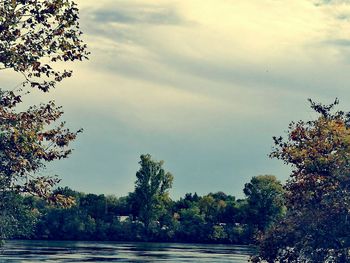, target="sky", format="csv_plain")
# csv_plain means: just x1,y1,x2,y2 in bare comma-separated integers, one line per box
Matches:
3,0,350,199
